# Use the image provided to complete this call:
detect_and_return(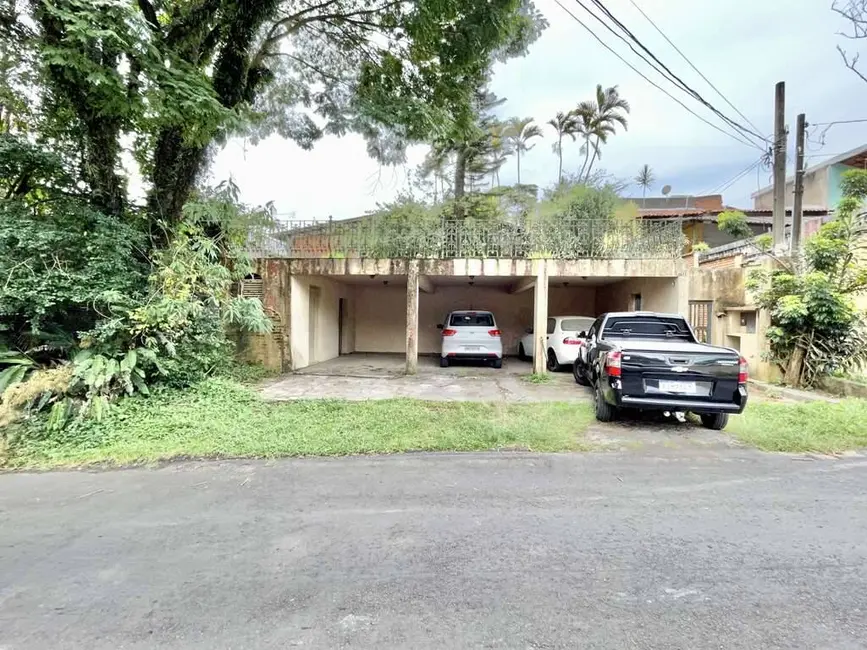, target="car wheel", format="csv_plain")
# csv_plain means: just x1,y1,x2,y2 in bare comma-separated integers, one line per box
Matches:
594,382,617,422
492,358,503,369
440,356,449,368
518,344,528,361
547,350,561,372
700,413,729,430
573,361,590,386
